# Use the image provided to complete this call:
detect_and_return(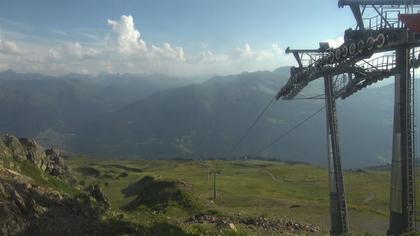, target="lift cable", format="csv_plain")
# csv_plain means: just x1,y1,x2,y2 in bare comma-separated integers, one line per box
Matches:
229,96,276,154
229,9,372,157
413,47,417,162
255,105,326,154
